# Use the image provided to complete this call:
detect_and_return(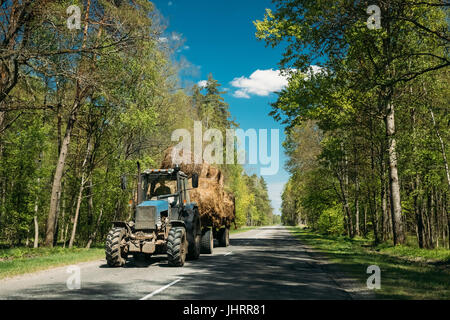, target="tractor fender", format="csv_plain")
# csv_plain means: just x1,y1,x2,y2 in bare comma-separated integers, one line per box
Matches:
182,206,201,234
112,221,132,235
170,220,186,229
